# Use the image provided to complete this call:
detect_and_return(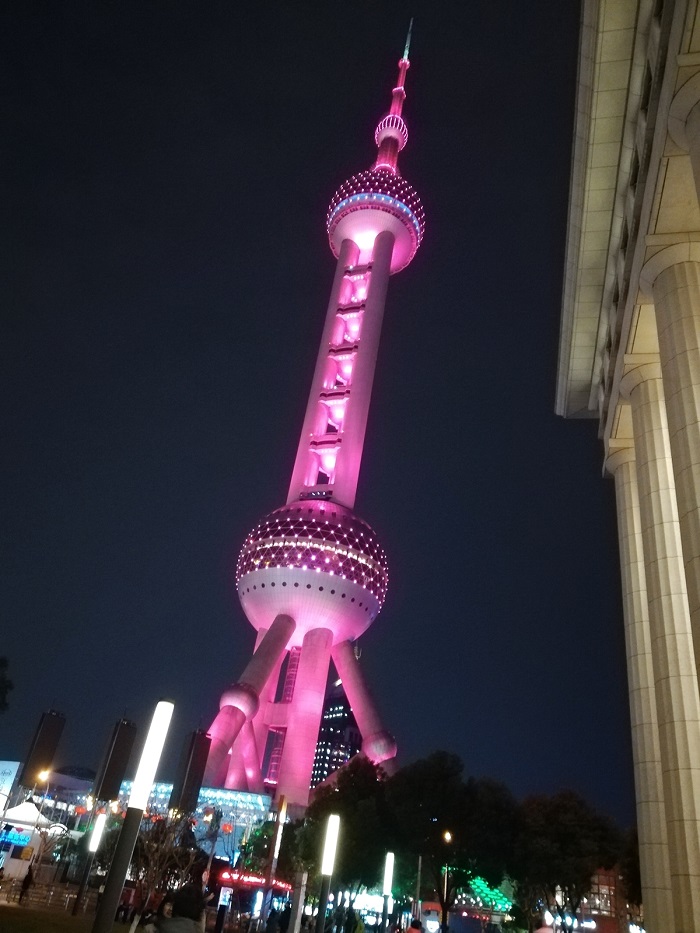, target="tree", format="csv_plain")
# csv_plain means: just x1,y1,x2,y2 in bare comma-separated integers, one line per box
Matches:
130,813,204,909
385,752,517,933
510,791,622,930
0,657,13,713
95,810,205,929
299,756,389,898
239,819,275,874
